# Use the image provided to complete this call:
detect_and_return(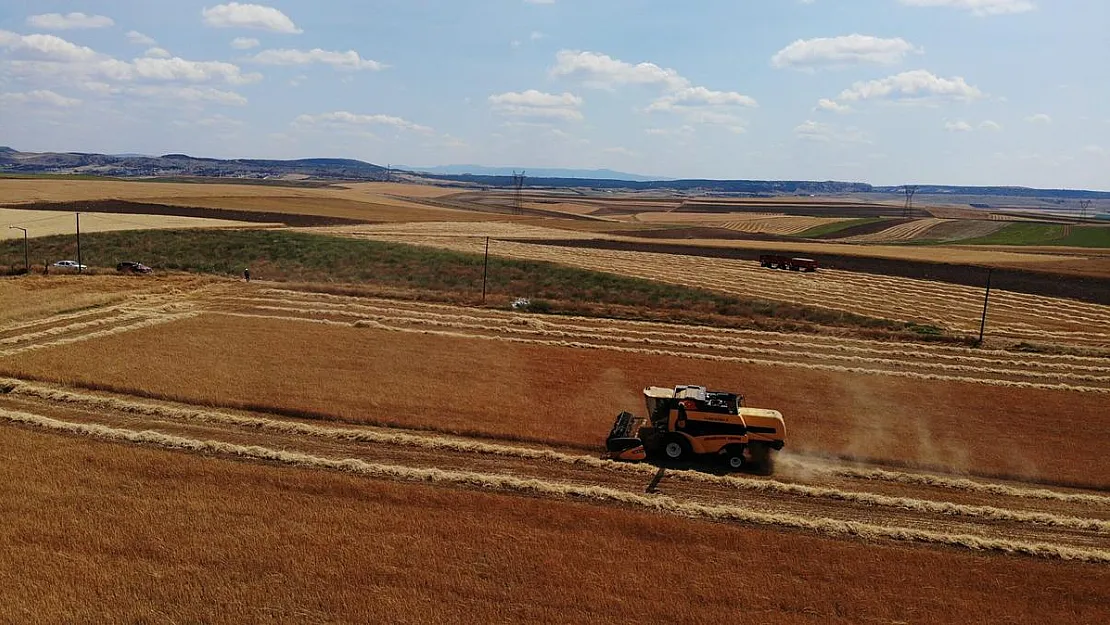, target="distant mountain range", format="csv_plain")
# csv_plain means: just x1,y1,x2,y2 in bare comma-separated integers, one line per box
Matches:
401,164,668,182
0,147,386,180
2,147,1108,202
